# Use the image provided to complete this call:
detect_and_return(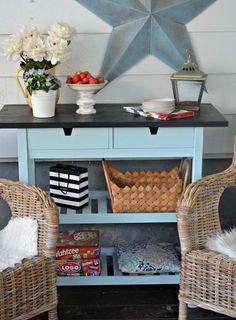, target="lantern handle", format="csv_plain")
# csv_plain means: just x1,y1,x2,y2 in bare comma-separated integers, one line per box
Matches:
185,49,198,68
